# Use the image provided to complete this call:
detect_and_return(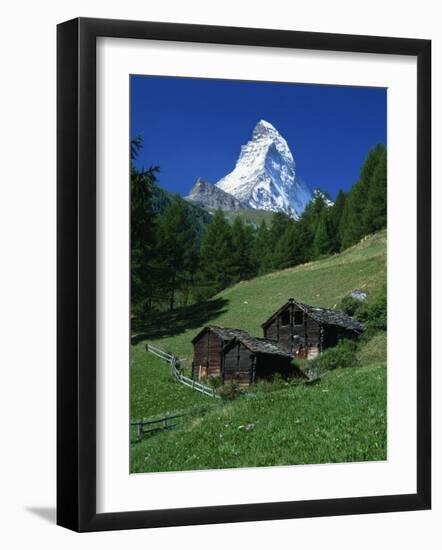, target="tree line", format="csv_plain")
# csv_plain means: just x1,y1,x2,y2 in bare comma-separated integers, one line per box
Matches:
131,139,386,314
